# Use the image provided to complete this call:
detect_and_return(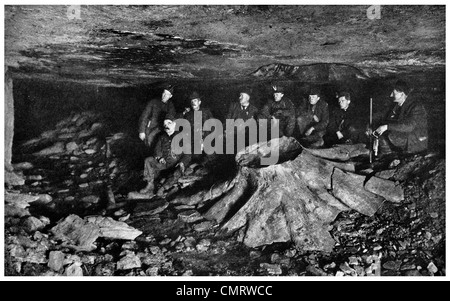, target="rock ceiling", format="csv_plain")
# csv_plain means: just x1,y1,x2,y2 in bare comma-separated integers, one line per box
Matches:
5,5,445,86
